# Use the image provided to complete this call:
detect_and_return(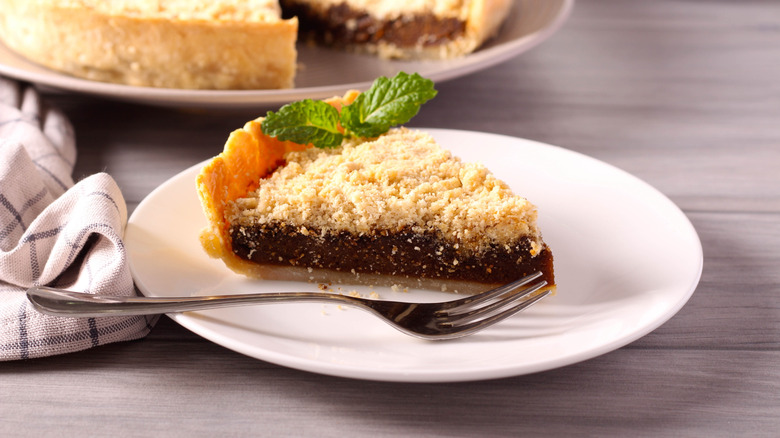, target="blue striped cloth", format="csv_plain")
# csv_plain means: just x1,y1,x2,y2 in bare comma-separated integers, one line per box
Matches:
0,77,155,360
